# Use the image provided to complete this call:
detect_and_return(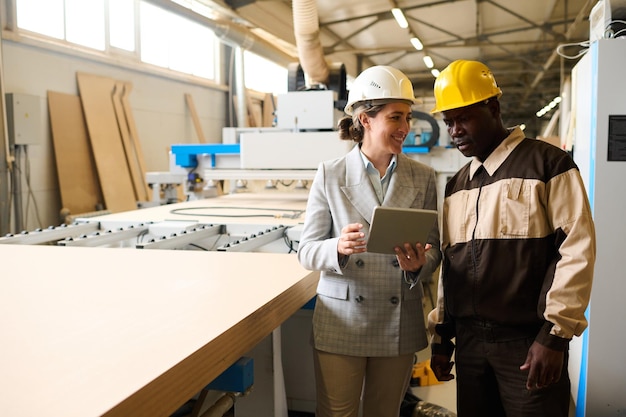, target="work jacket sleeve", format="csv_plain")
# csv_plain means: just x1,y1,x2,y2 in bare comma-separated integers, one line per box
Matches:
538,167,596,348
